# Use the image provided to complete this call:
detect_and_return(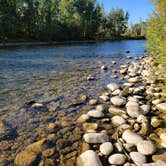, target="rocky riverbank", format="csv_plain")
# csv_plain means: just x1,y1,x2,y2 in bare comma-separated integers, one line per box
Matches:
2,55,166,166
